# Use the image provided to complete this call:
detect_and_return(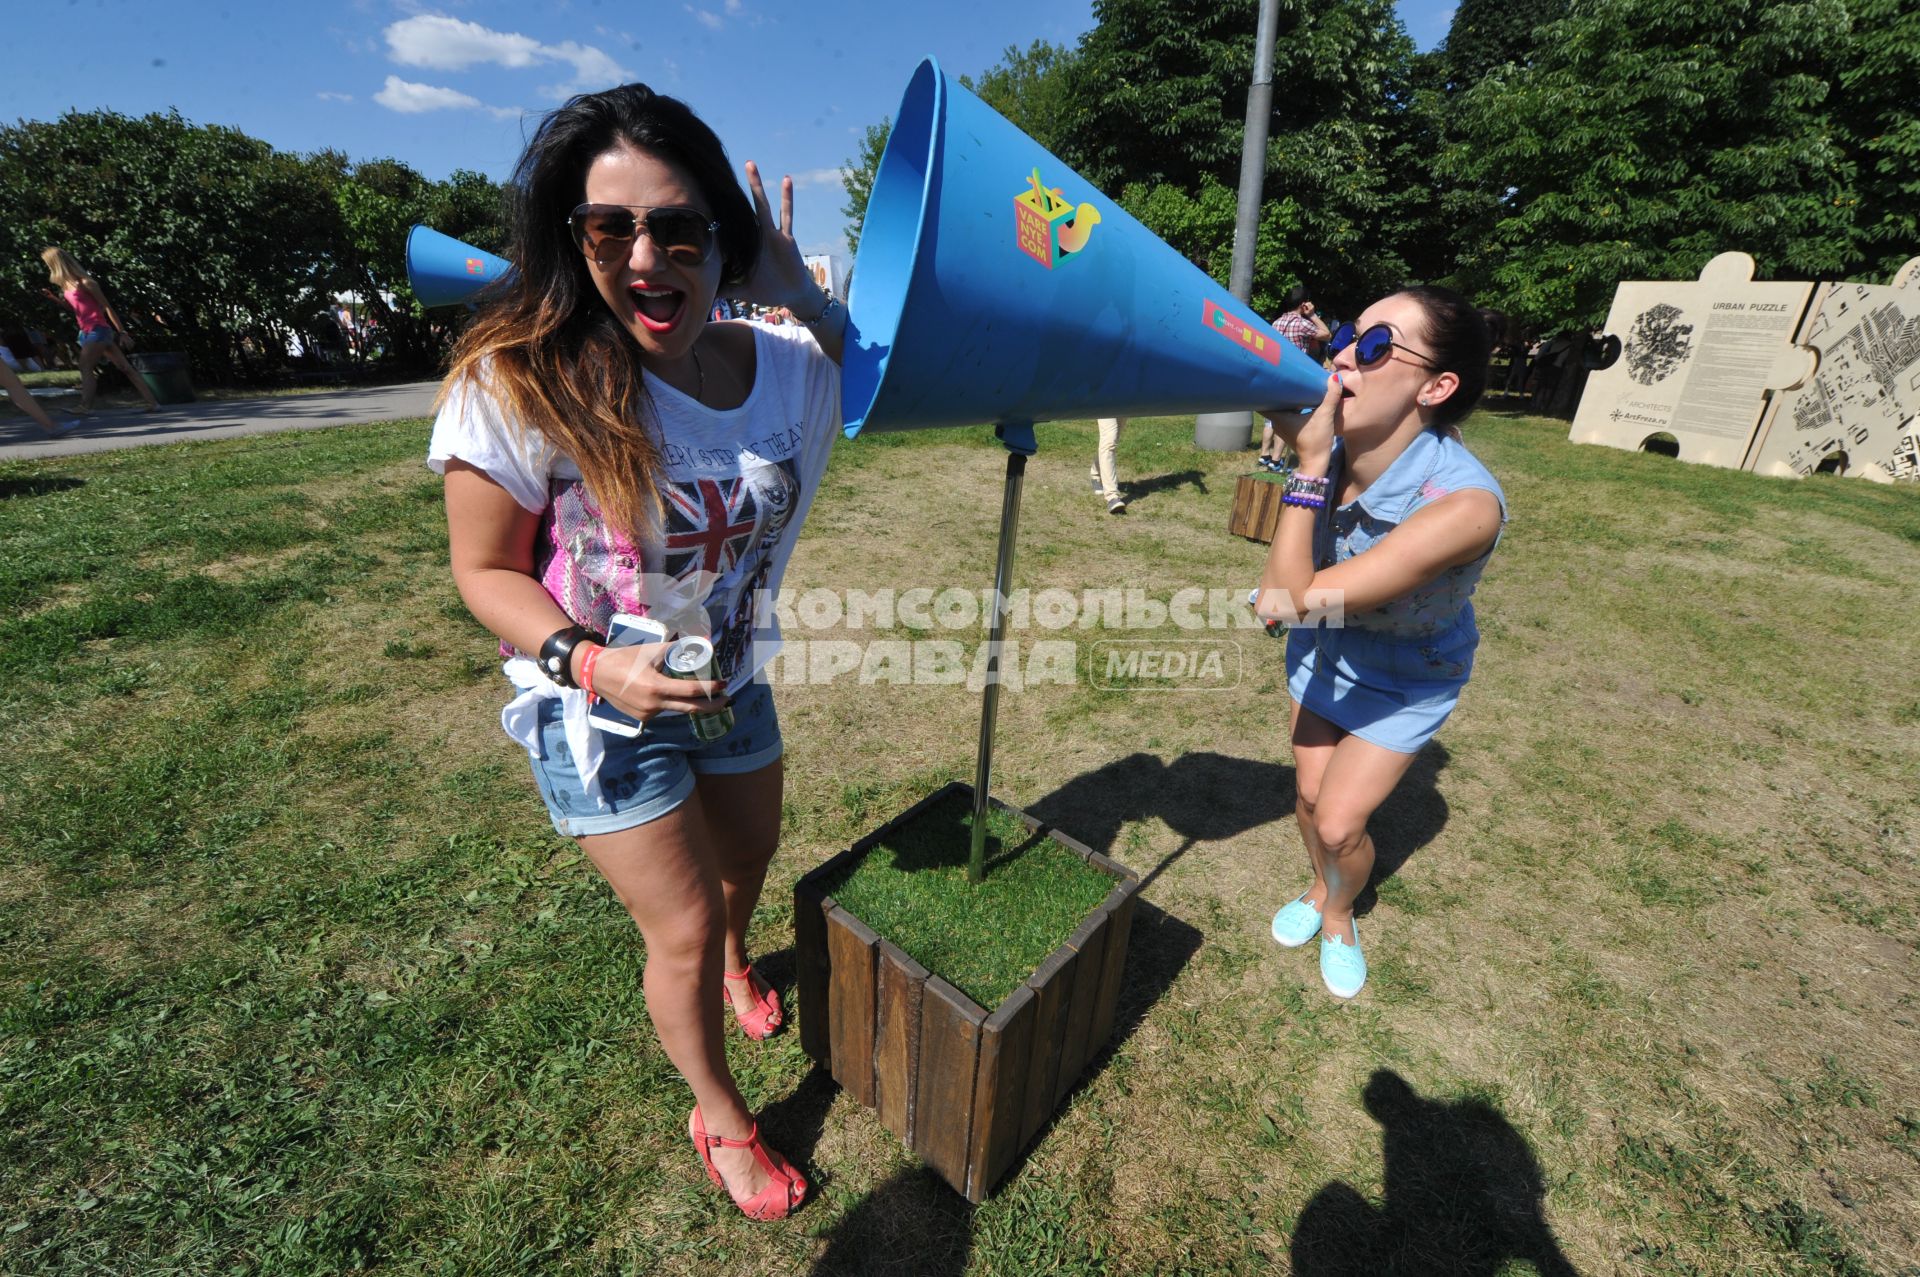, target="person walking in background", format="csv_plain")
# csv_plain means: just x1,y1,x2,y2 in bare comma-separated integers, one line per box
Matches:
0,358,81,438
1088,416,1127,514
1262,285,1331,472
41,248,160,414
